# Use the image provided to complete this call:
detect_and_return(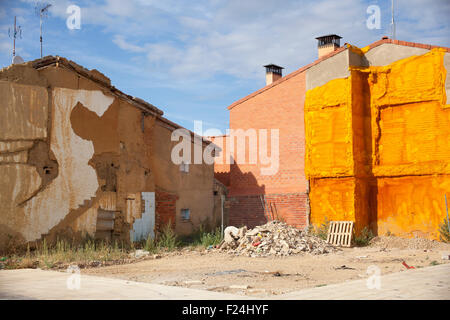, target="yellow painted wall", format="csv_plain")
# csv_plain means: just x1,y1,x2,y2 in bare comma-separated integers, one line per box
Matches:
306,49,450,239
377,175,450,239
309,177,356,225
368,50,450,176
305,78,354,178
